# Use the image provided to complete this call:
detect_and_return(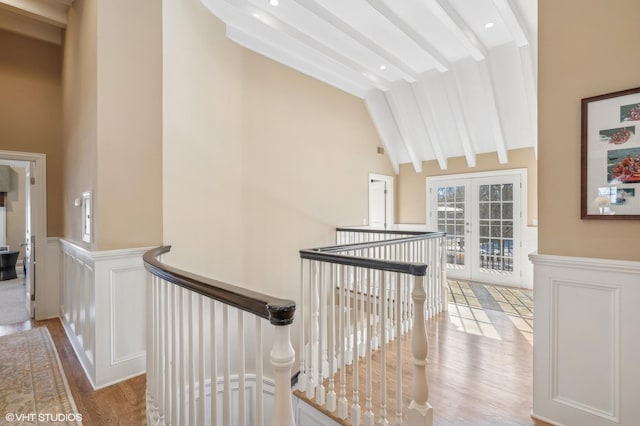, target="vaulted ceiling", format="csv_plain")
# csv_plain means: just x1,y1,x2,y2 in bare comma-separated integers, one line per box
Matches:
1,0,537,174
199,0,537,173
